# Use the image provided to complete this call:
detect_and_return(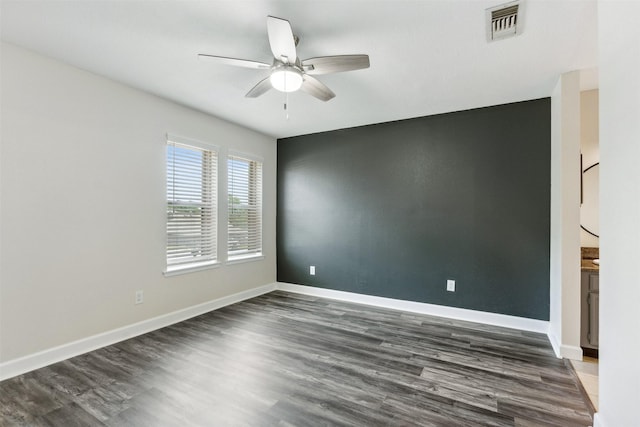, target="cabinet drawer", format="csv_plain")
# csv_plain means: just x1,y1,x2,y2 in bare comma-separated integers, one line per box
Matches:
589,273,599,291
